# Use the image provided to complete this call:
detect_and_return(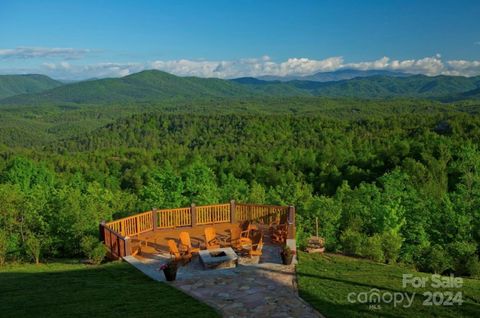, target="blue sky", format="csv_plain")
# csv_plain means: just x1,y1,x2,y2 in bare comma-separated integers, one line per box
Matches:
1,0,479,79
